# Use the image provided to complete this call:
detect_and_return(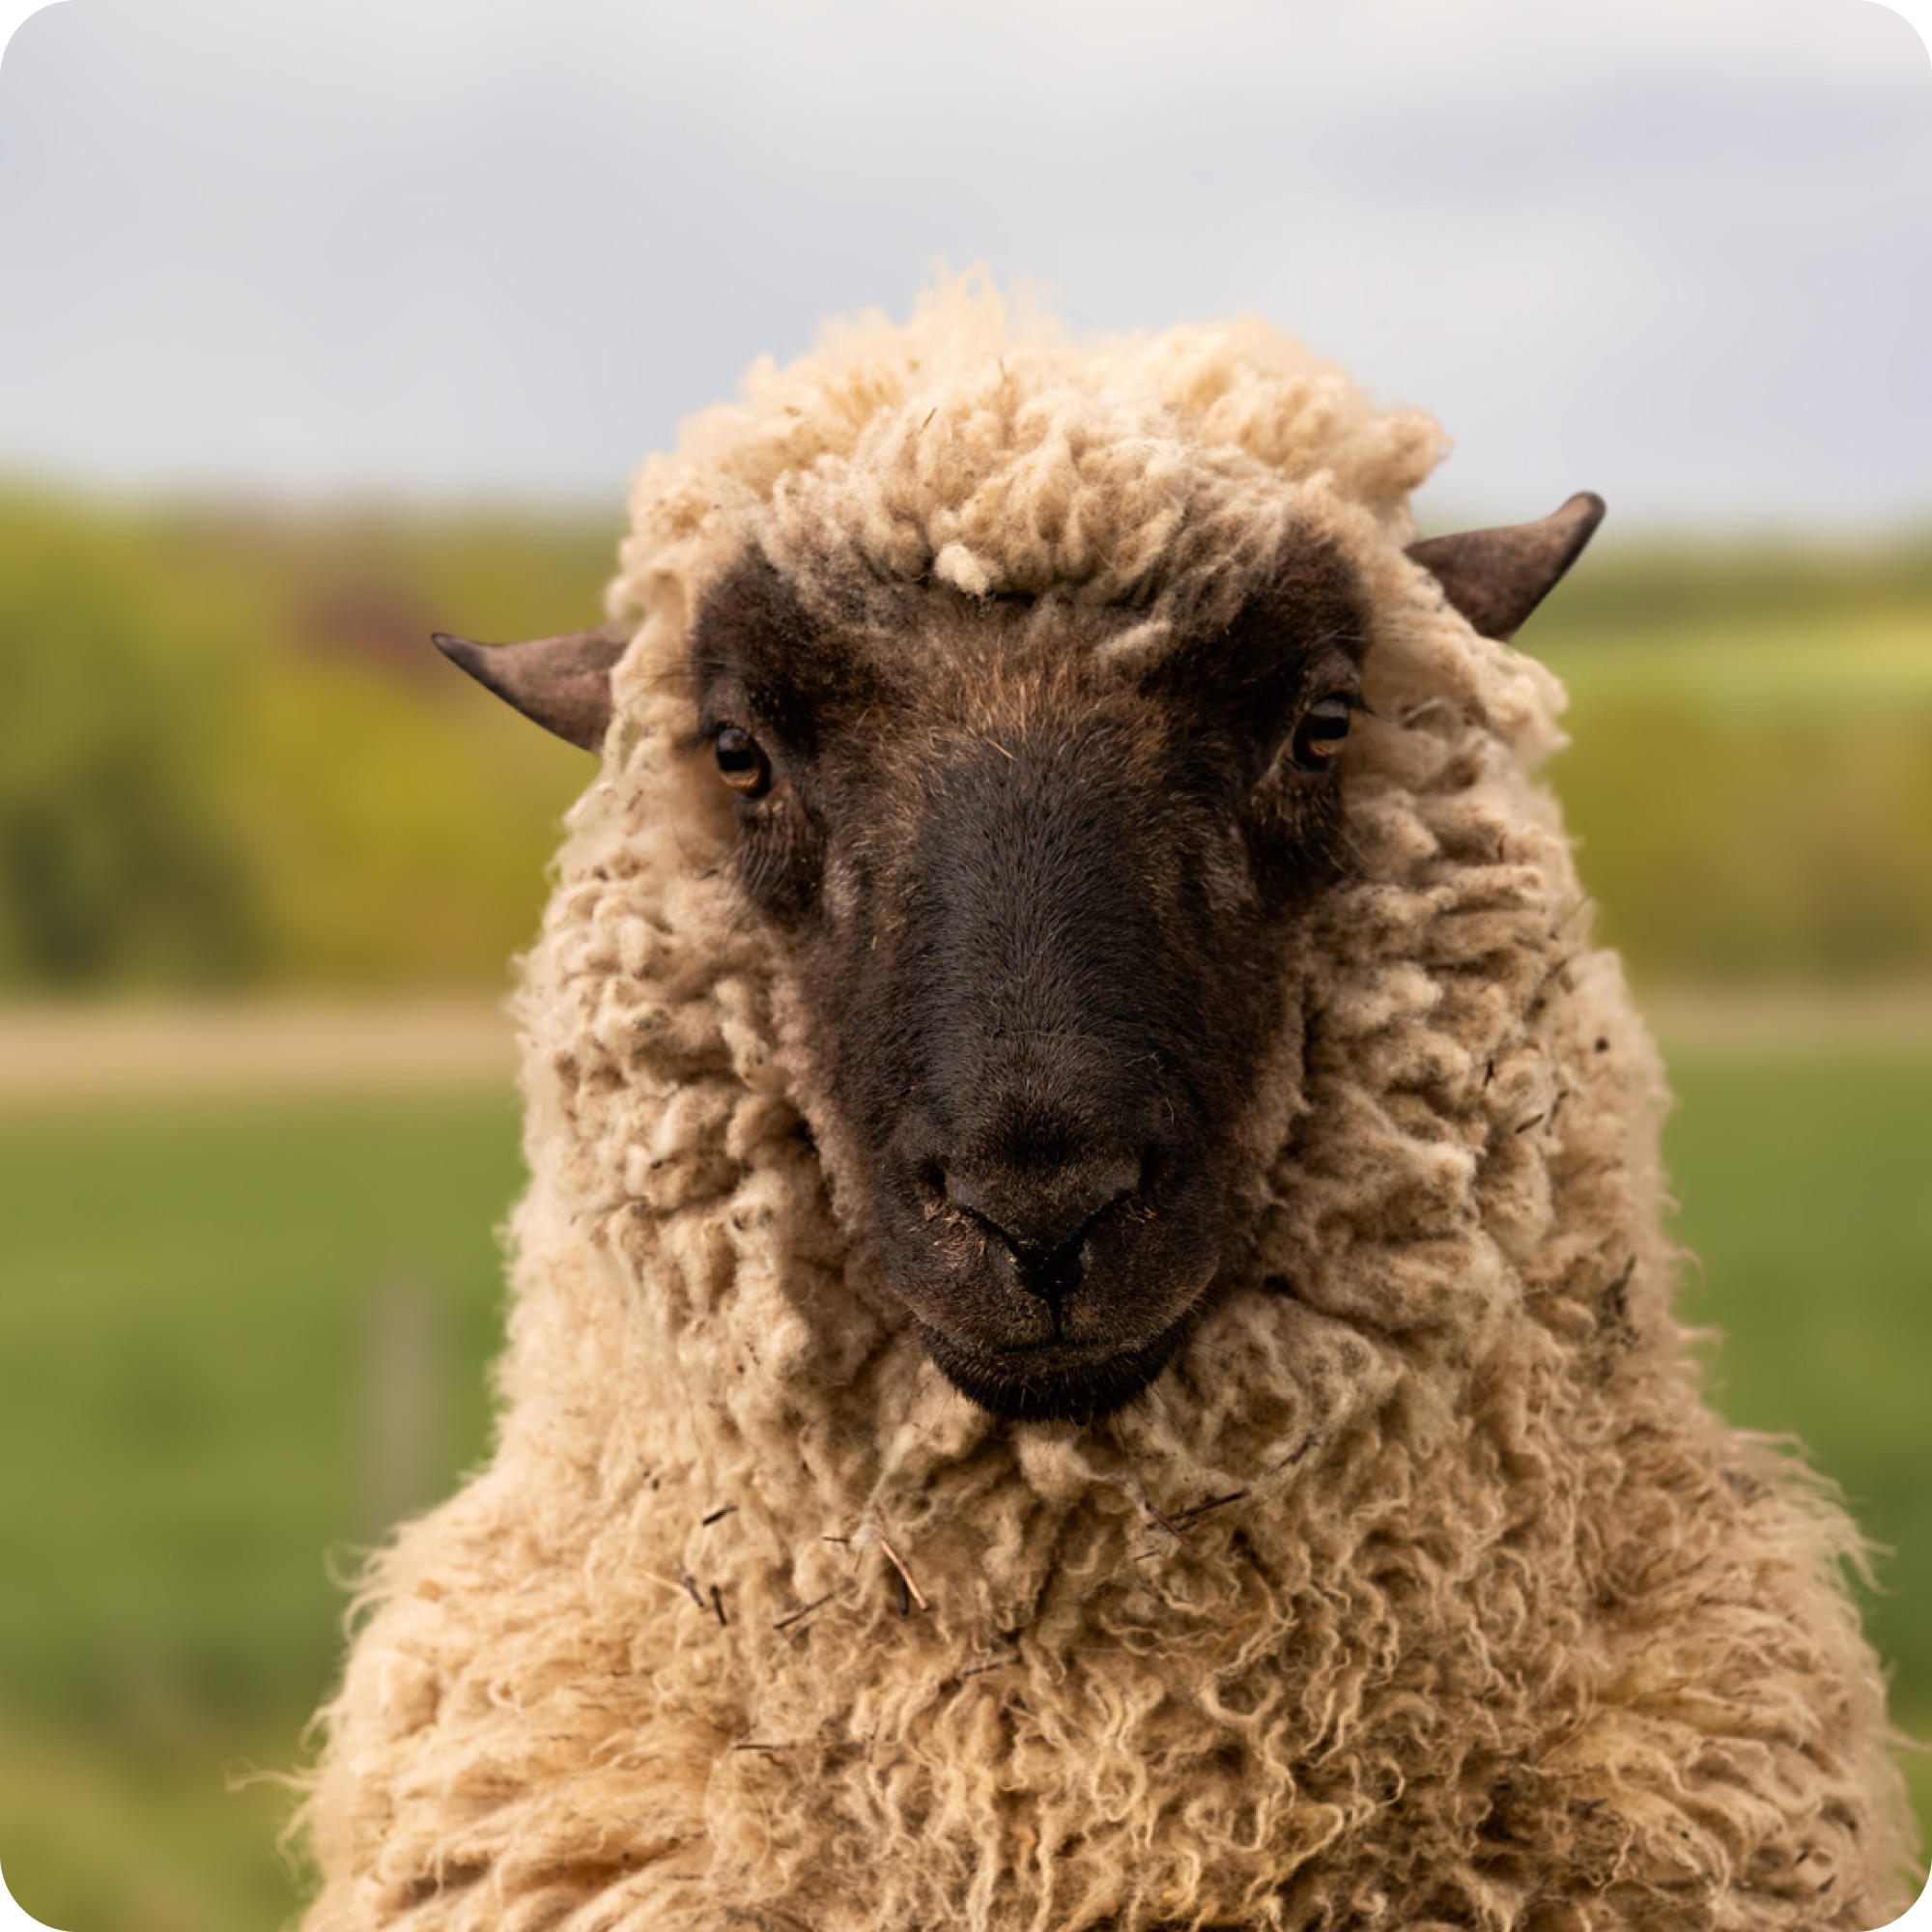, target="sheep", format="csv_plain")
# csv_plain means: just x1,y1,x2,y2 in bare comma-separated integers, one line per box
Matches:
296,279,1917,1932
